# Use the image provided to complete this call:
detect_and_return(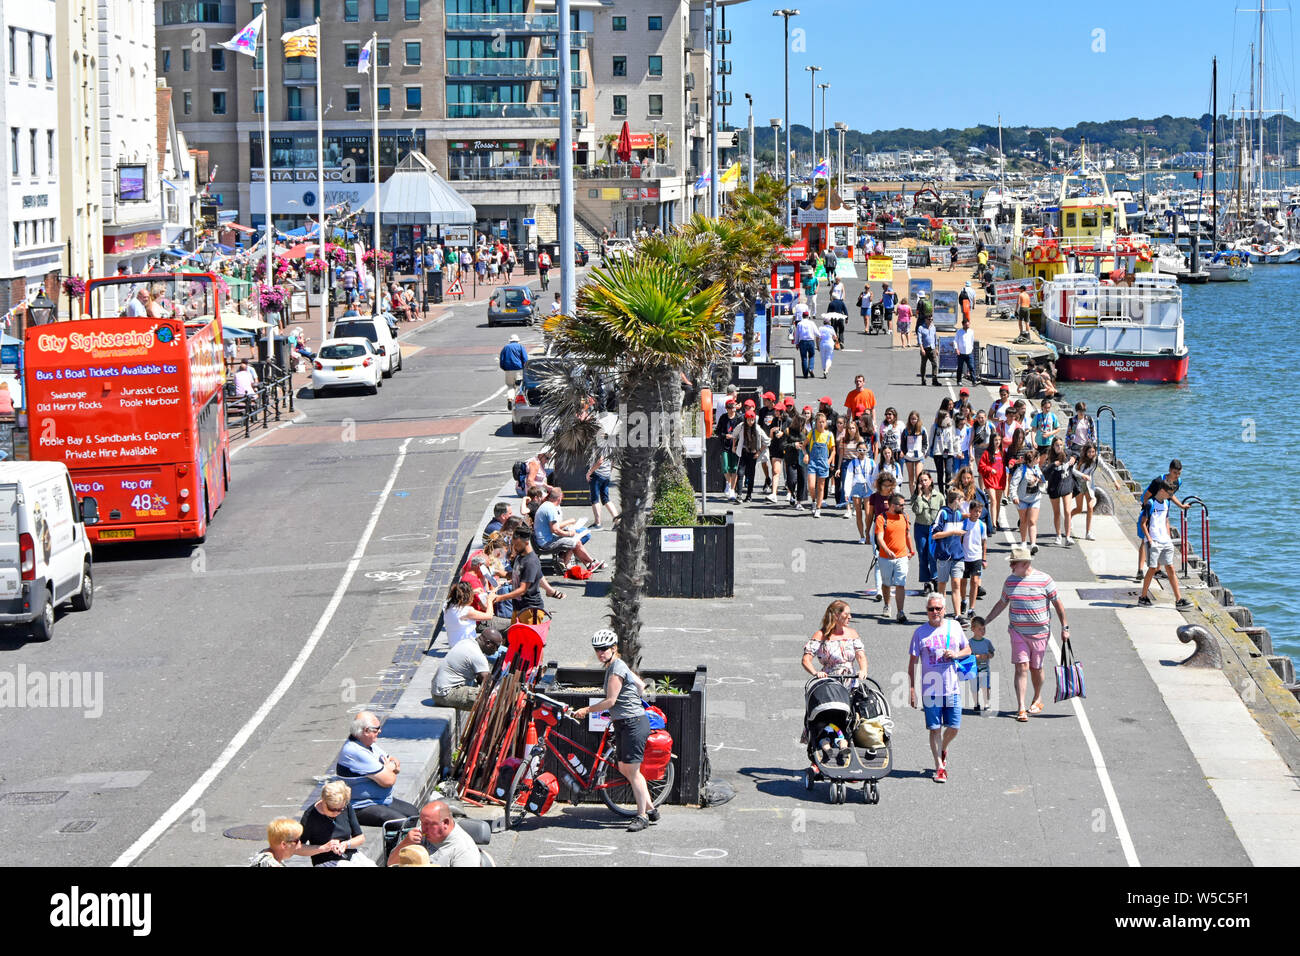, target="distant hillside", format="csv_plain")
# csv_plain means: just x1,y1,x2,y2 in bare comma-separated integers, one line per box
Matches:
738,114,1296,161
